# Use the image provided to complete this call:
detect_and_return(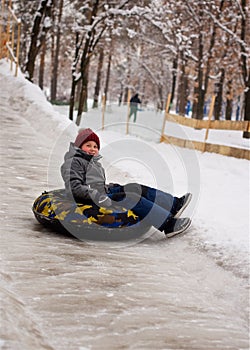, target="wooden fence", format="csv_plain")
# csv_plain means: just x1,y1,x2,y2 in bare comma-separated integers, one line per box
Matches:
0,0,21,76
160,94,250,160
